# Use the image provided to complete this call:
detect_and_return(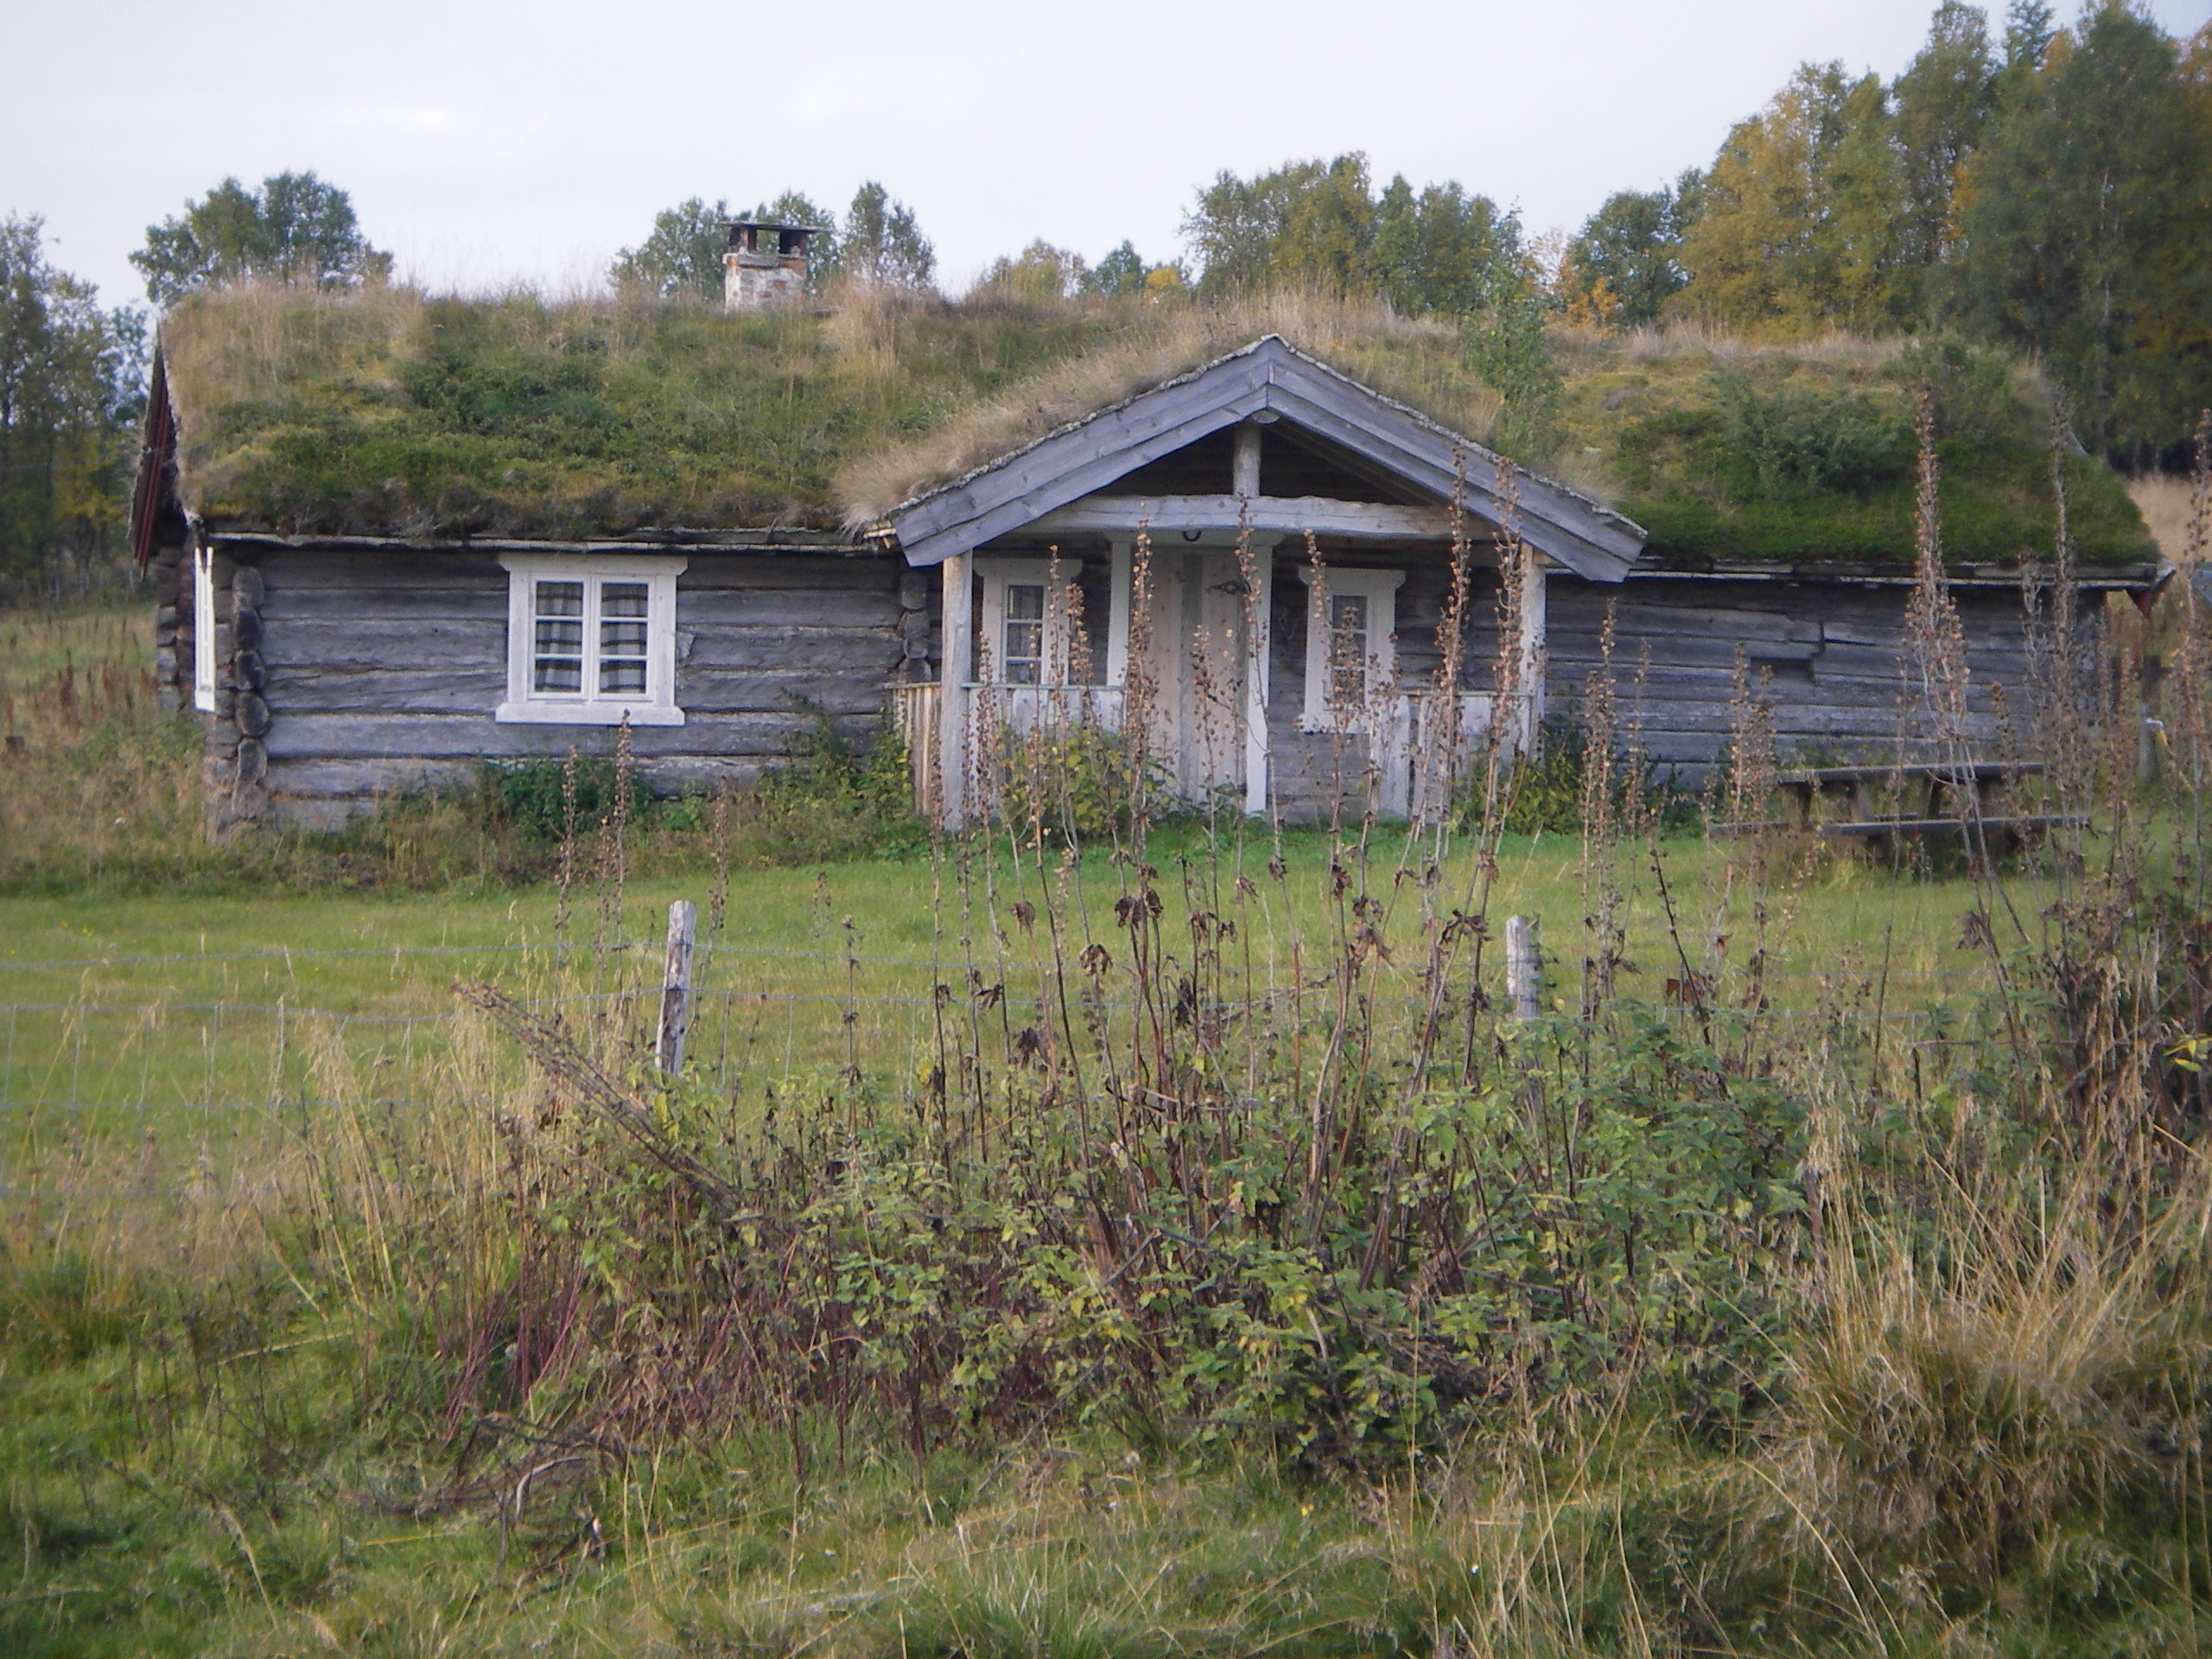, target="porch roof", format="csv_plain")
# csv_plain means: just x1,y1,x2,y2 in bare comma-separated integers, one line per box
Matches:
874,336,1648,583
